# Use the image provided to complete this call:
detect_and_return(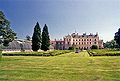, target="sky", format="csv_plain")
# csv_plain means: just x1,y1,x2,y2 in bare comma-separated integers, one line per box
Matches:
0,0,120,42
